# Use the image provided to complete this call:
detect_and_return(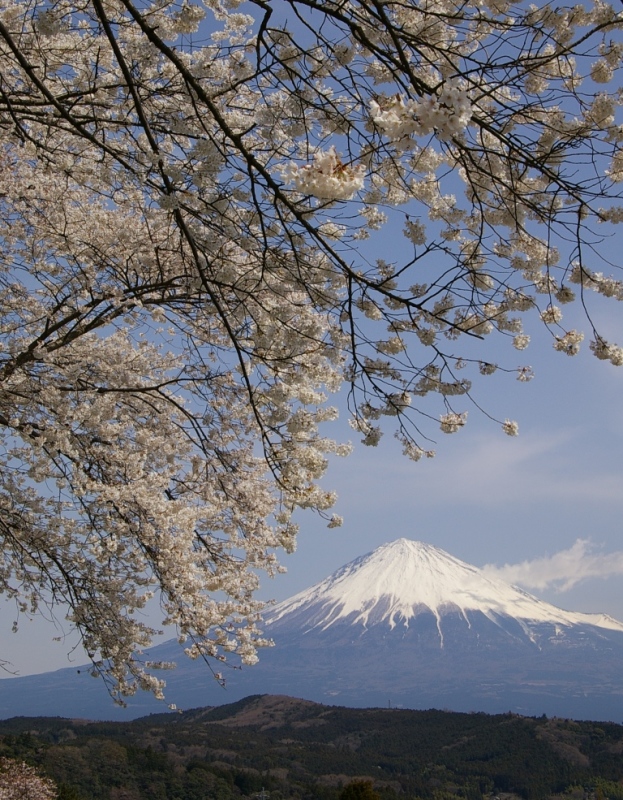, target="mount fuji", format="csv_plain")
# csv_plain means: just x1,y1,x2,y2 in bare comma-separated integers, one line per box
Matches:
1,539,623,721
266,538,623,637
